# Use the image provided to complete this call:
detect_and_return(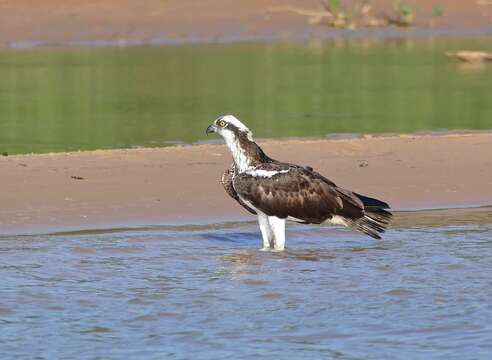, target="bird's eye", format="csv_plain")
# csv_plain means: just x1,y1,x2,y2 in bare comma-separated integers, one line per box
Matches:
218,120,227,128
